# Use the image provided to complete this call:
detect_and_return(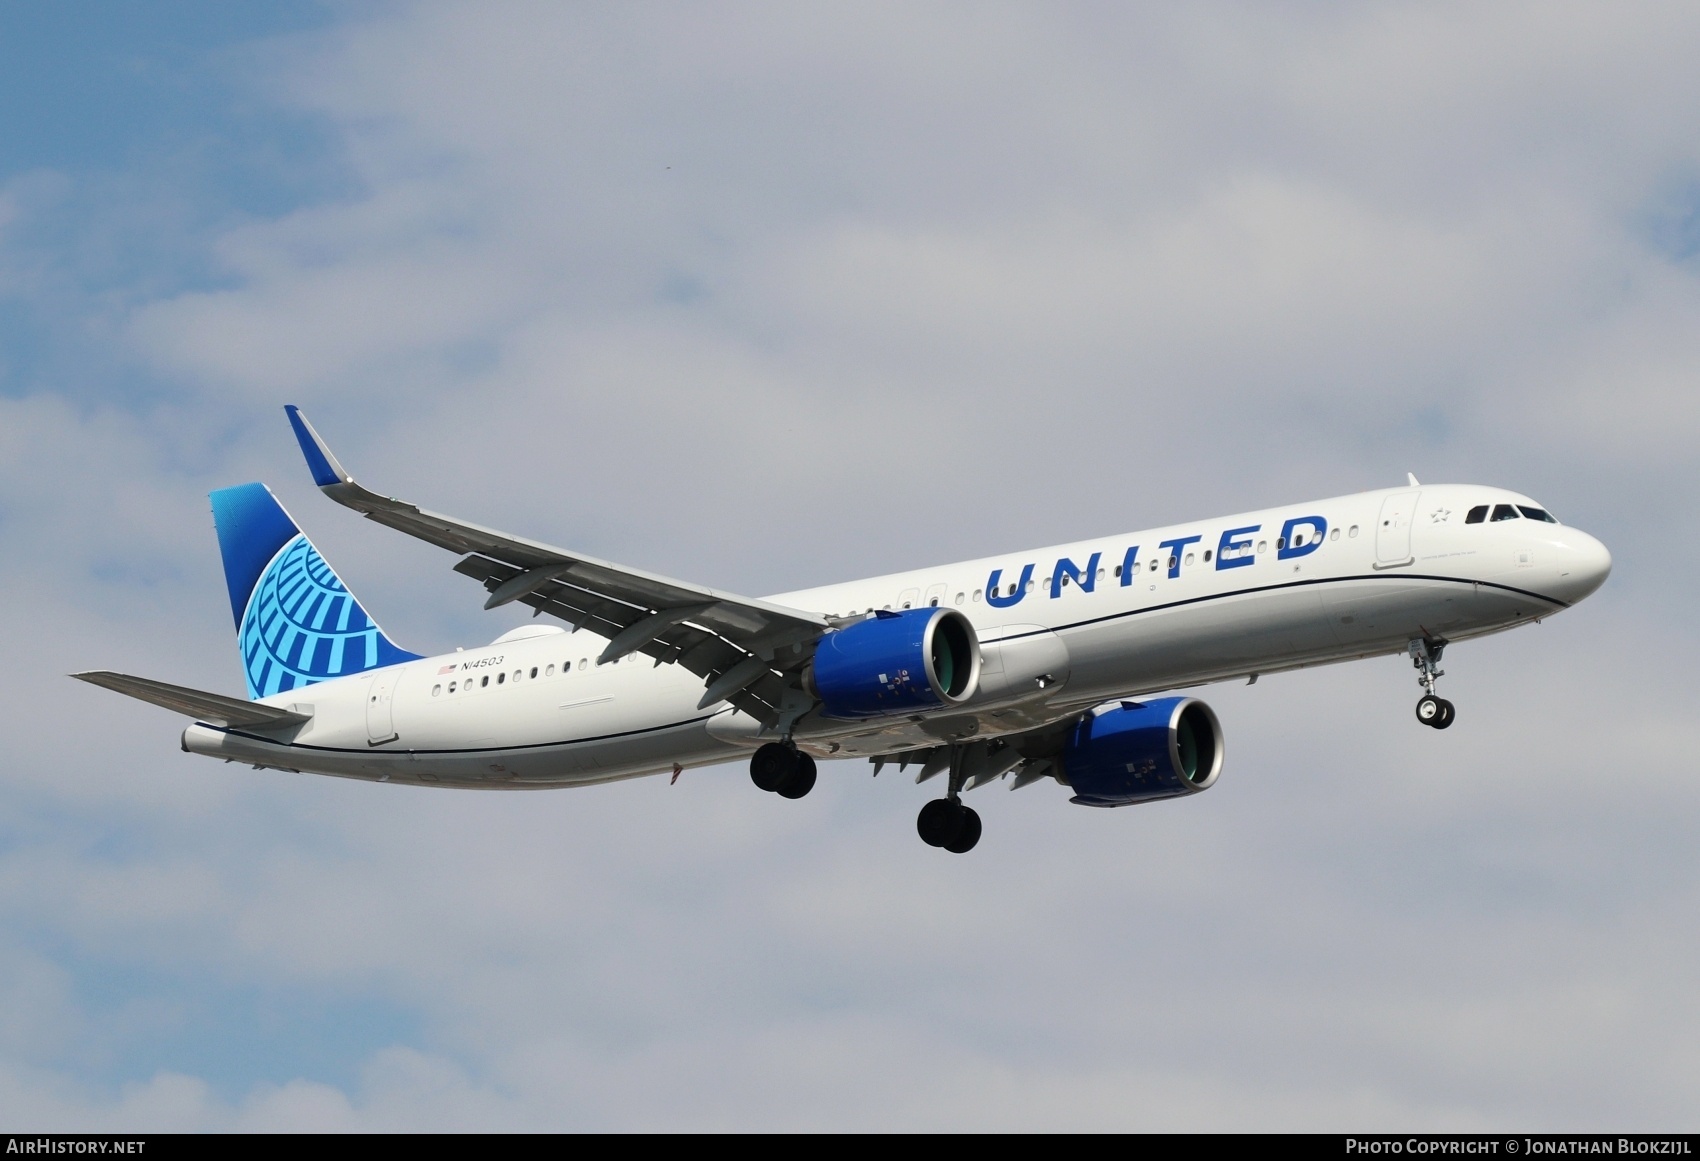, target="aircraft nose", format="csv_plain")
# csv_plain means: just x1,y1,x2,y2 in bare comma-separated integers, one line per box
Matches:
1551,528,1612,605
